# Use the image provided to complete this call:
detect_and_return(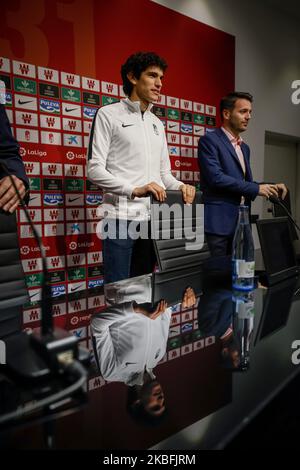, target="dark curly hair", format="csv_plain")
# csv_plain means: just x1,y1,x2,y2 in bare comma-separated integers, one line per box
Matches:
121,51,168,97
